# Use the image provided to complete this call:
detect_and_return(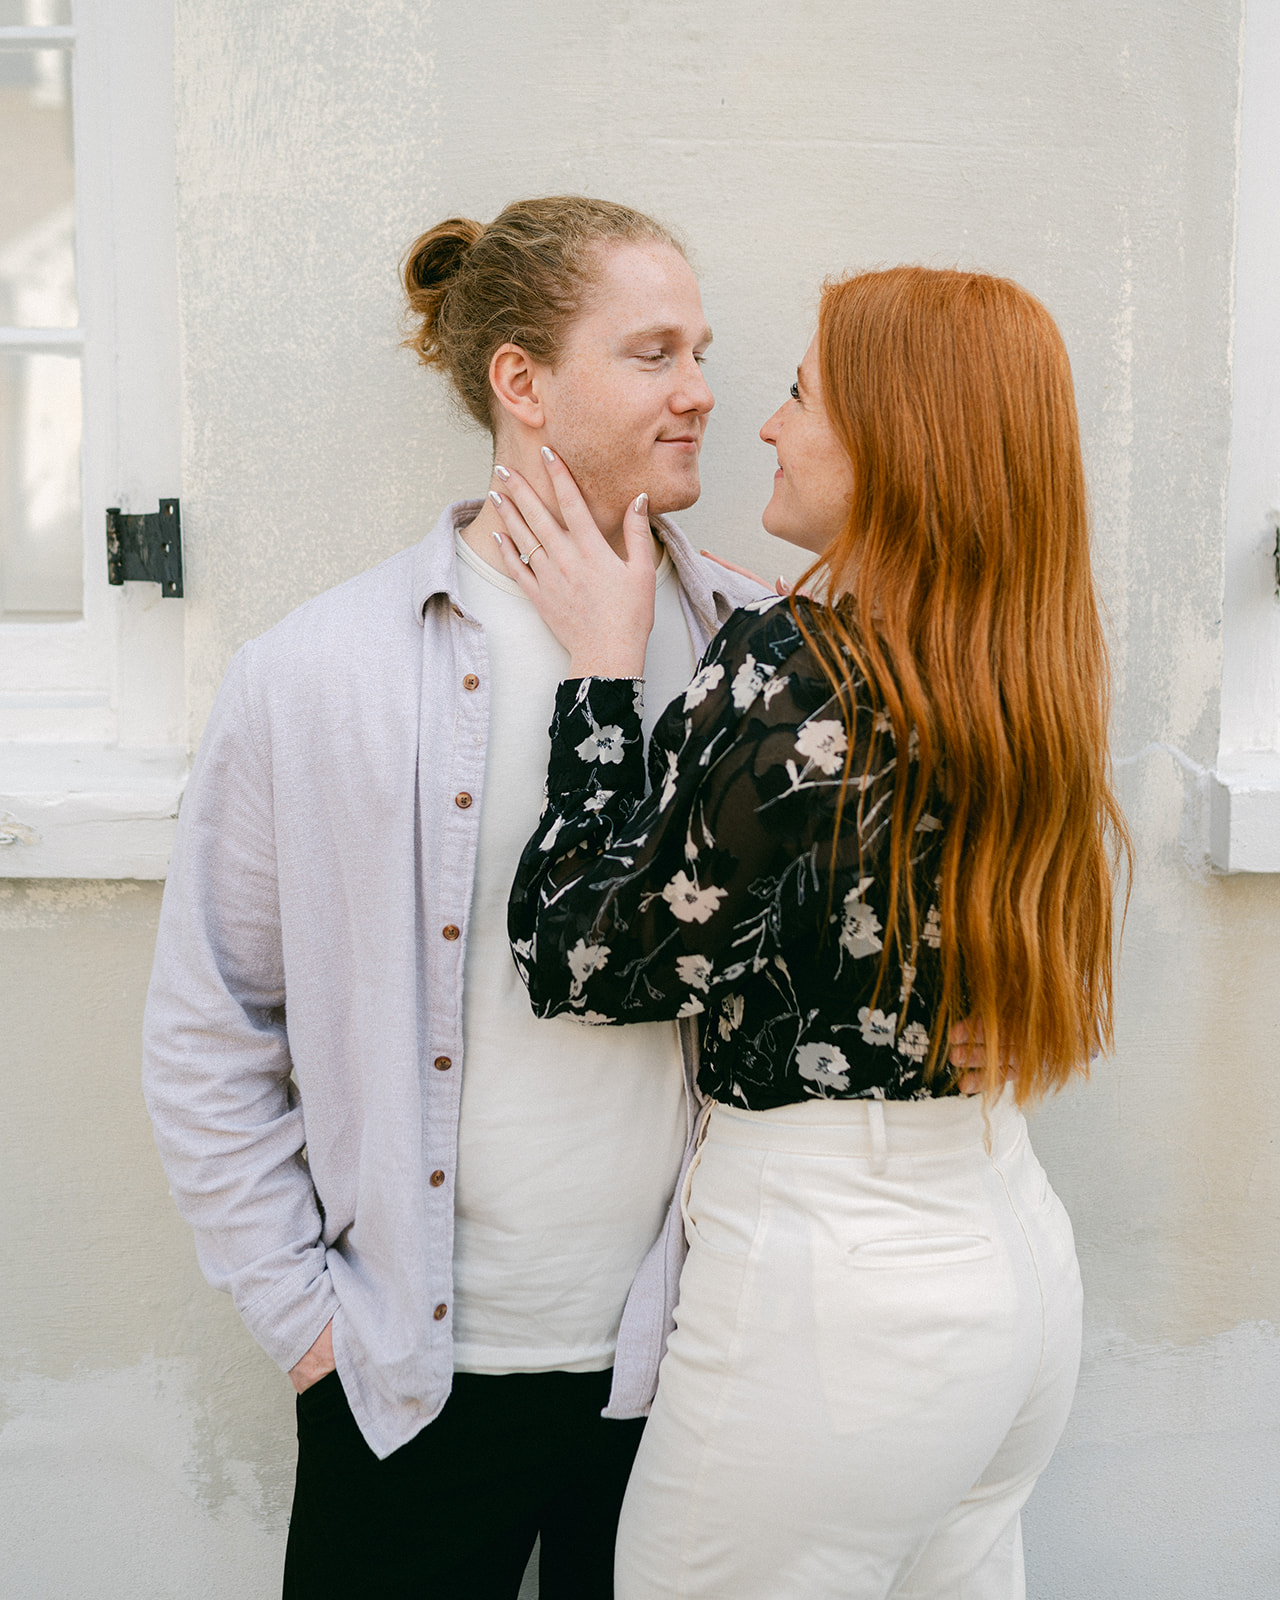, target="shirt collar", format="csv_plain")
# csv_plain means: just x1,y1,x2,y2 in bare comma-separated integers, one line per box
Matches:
409,497,739,637
411,499,483,623
651,511,736,640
